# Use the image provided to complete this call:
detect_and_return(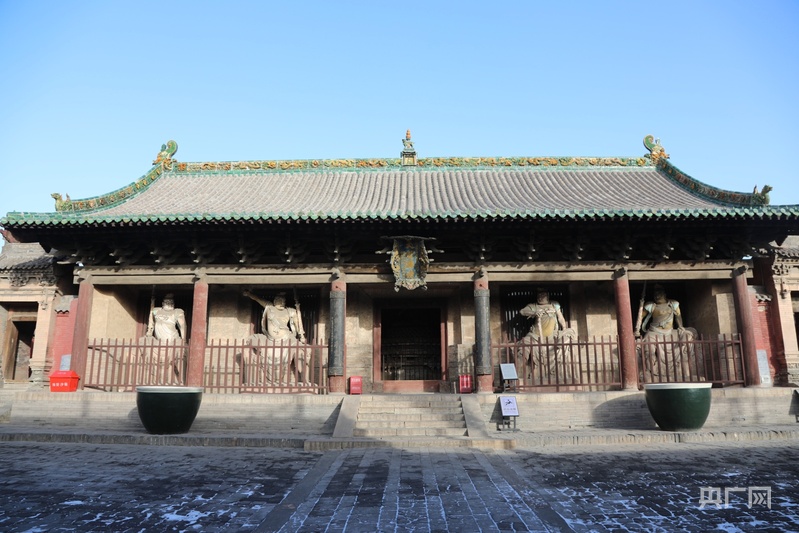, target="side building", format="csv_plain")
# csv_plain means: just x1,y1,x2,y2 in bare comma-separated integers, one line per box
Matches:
1,134,798,393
